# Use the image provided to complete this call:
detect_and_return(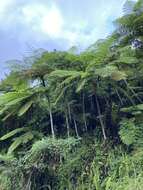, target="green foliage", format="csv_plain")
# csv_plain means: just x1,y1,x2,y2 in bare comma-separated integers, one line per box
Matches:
119,118,143,147
27,137,80,163
0,128,43,154
0,0,143,189
0,154,23,190
94,65,127,81
0,127,28,141
18,100,33,116
7,132,34,154
119,119,138,145
121,103,143,113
